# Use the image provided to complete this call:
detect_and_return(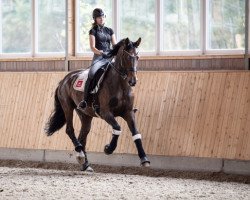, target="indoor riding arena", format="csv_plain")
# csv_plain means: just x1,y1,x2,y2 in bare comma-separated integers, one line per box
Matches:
0,0,250,199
